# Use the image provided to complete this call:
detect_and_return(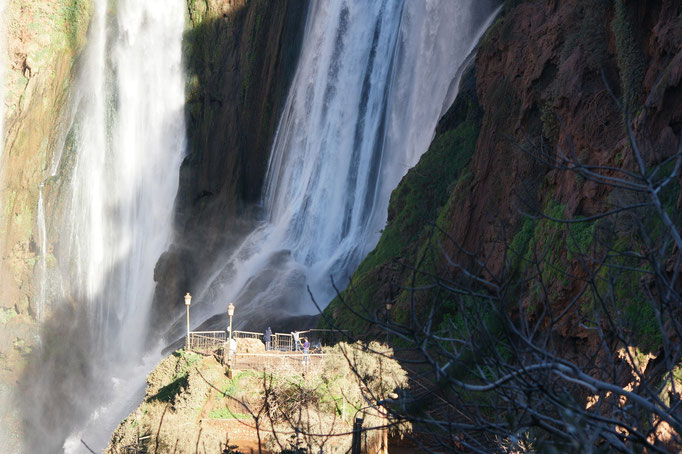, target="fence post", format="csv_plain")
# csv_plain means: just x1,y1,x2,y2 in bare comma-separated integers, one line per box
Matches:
351,417,363,454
